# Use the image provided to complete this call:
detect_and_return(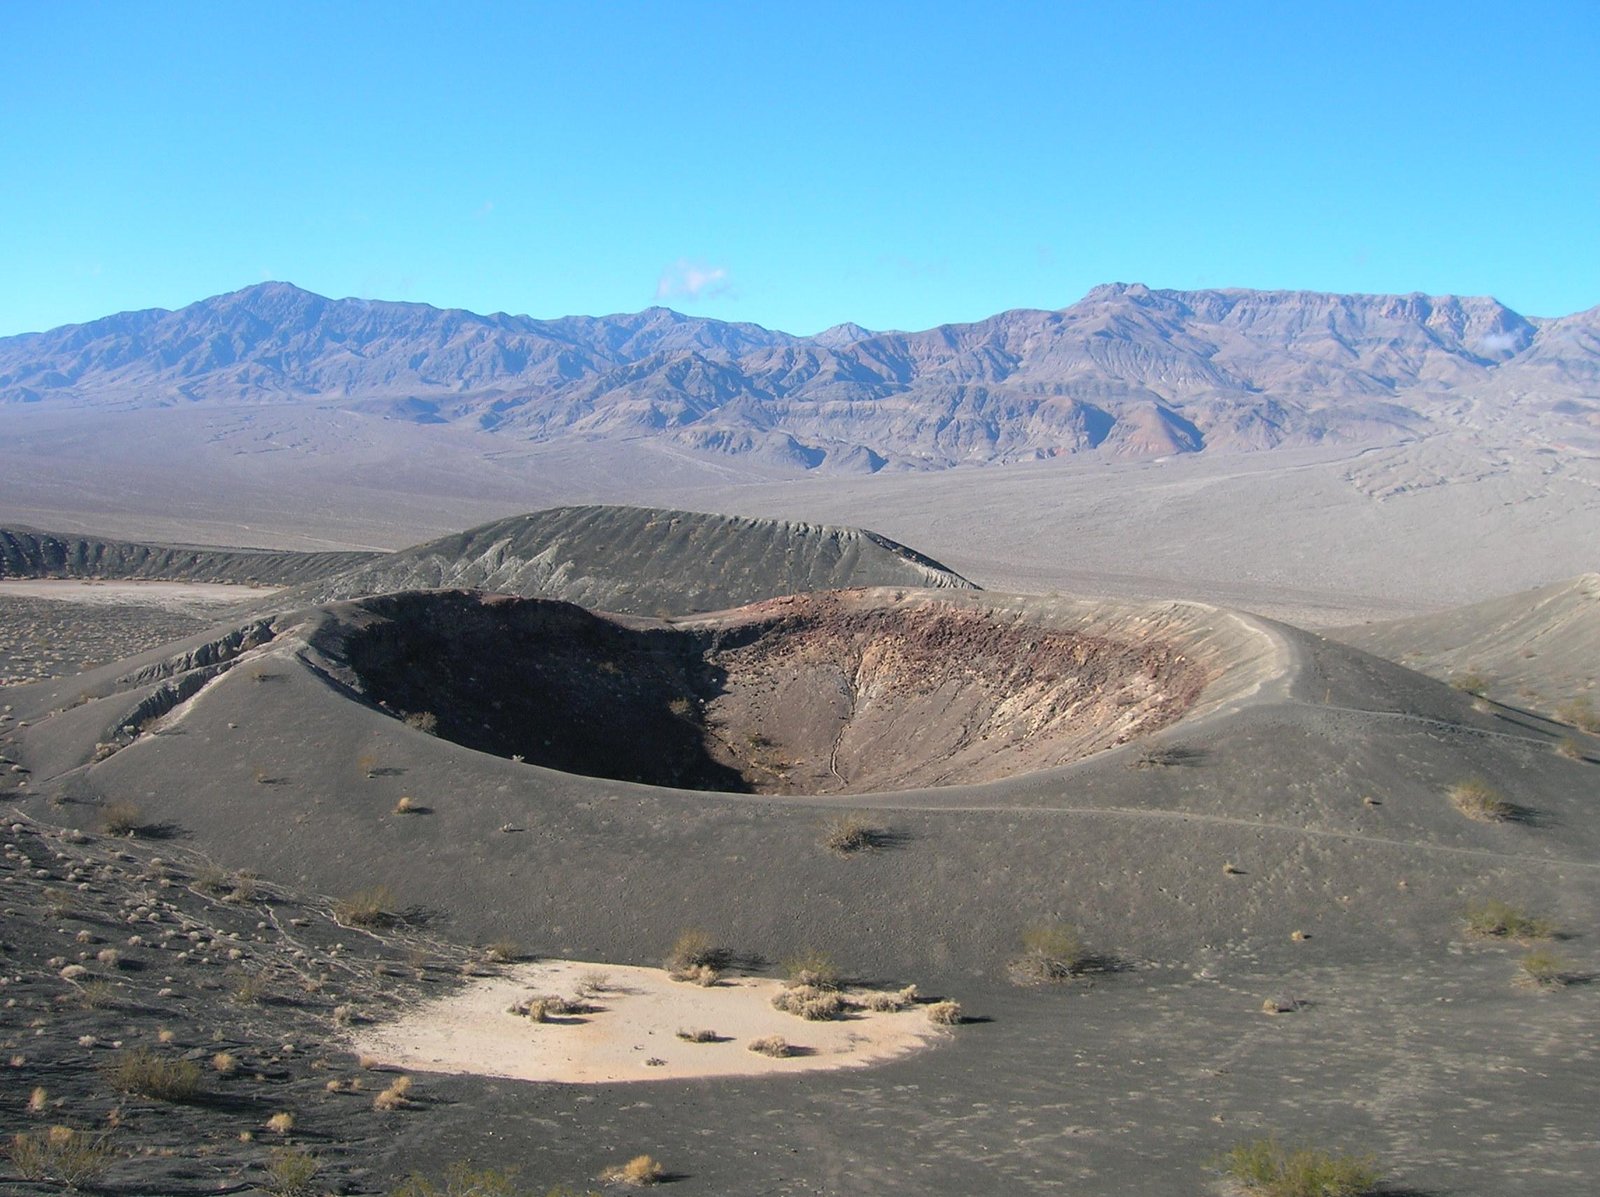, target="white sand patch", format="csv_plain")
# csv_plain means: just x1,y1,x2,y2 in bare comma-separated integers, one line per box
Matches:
0,579,272,610
350,960,948,1083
